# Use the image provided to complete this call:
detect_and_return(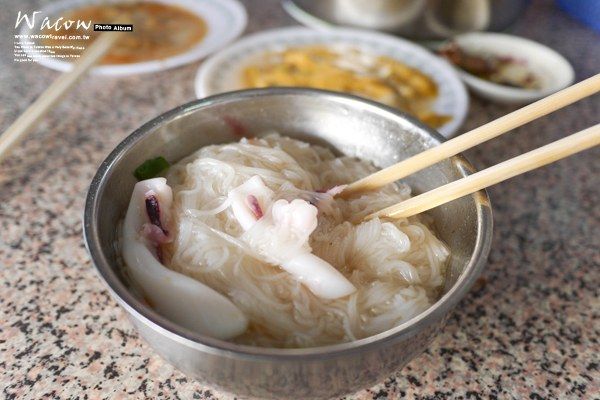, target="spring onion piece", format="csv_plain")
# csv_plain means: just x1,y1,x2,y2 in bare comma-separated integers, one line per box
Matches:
134,156,170,181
